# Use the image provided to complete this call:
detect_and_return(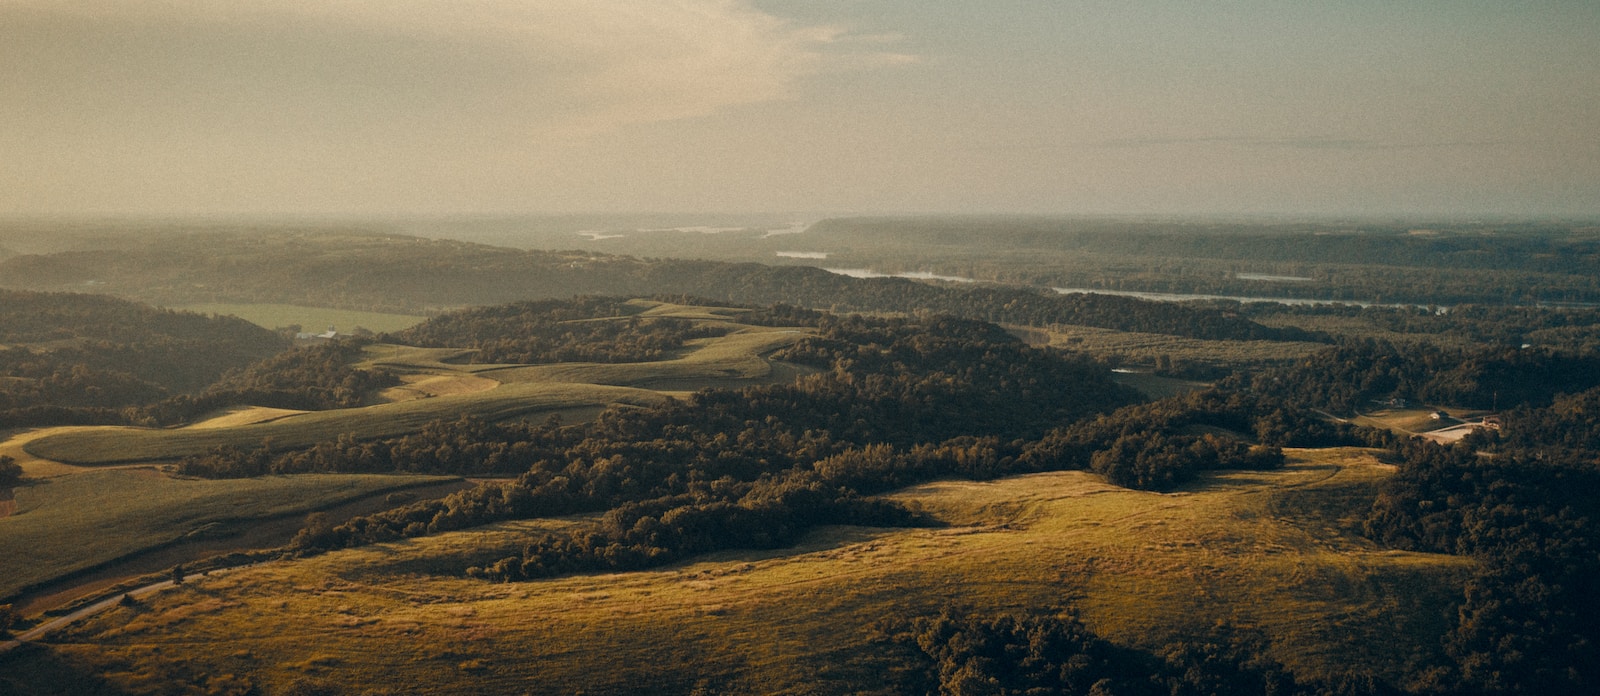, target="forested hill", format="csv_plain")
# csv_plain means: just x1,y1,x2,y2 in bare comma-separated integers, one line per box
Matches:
0,231,1316,343
0,290,286,415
